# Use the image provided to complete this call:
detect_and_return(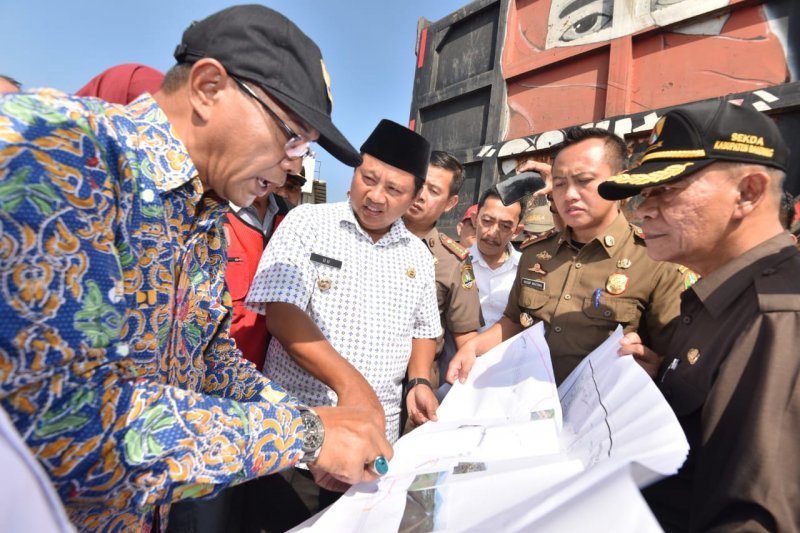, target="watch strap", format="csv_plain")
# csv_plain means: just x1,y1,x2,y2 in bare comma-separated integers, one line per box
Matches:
406,377,433,395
